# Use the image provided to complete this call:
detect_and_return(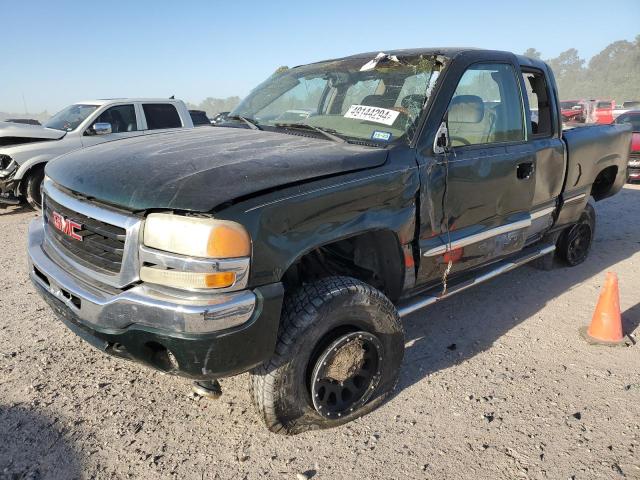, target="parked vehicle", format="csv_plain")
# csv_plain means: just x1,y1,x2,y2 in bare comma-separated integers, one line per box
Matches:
615,111,640,181
560,100,585,123
211,111,230,125
0,98,194,209
4,118,41,126
594,99,615,124
613,101,640,121
189,109,212,126
28,48,631,434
